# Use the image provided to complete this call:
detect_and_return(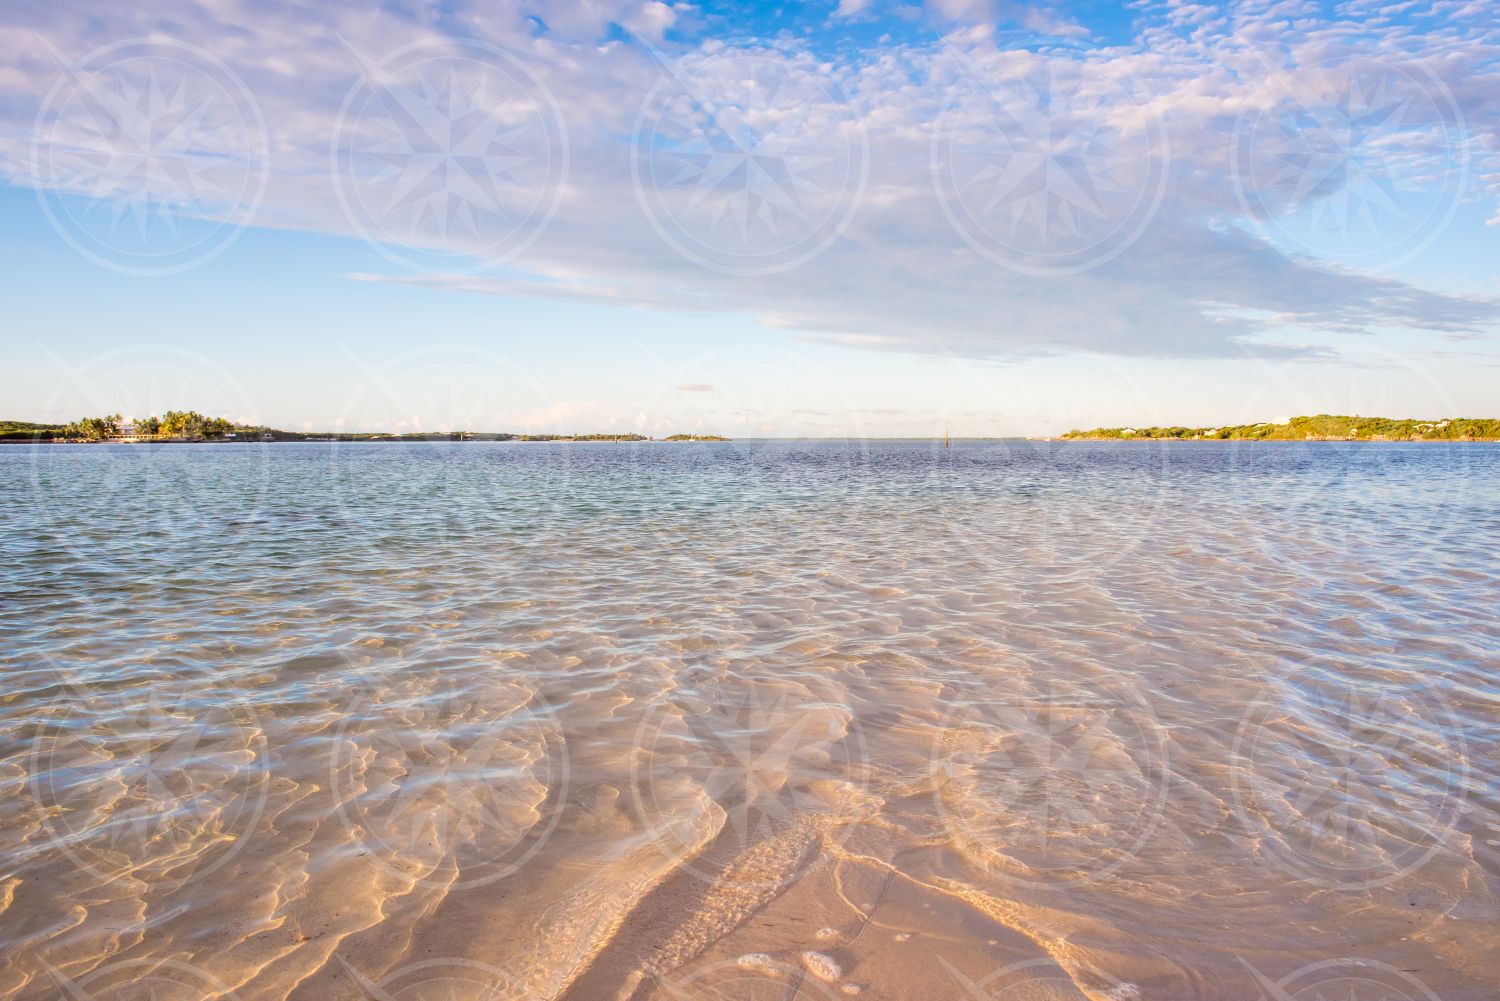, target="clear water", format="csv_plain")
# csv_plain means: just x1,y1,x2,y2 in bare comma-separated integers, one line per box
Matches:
1,441,1497,1000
